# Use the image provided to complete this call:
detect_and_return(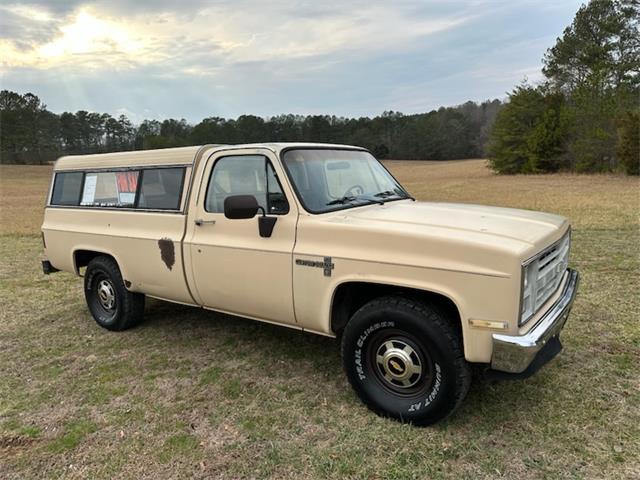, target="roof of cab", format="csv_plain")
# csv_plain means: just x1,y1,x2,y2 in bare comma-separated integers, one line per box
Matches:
53,142,365,171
